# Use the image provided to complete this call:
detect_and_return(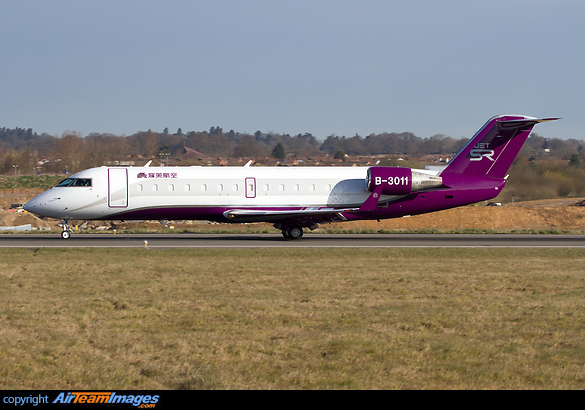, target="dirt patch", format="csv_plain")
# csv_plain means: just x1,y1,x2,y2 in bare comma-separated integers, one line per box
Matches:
327,204,585,232
0,211,55,229
0,189,41,211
